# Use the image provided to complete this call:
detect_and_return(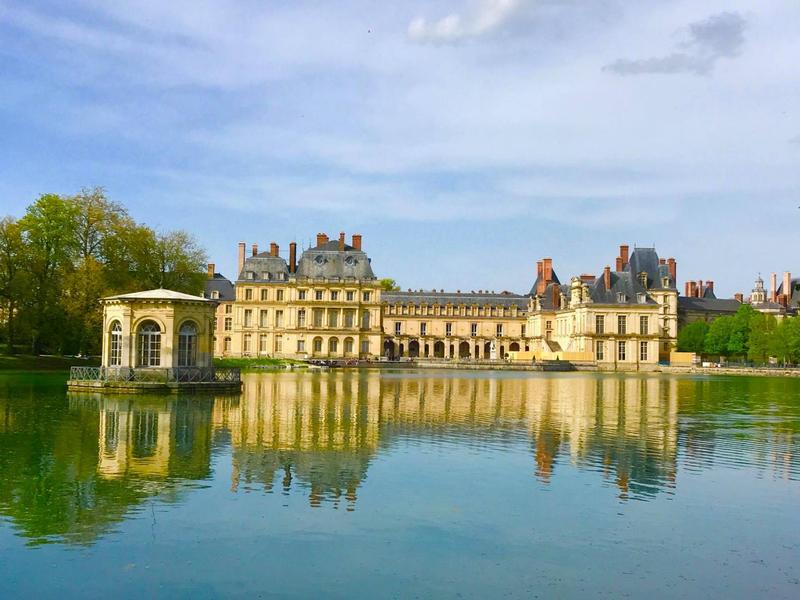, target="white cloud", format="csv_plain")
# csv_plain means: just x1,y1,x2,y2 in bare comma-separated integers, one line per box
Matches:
408,0,525,43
